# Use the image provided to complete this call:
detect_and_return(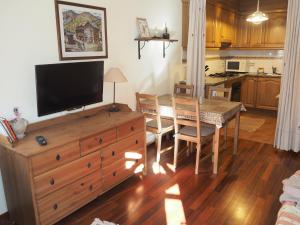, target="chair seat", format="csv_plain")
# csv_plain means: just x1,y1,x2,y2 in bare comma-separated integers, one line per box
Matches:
147,118,174,129
179,123,215,137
